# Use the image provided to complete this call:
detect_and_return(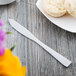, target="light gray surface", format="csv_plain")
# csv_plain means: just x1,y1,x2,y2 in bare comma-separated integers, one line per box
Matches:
1,0,76,76
0,0,15,5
